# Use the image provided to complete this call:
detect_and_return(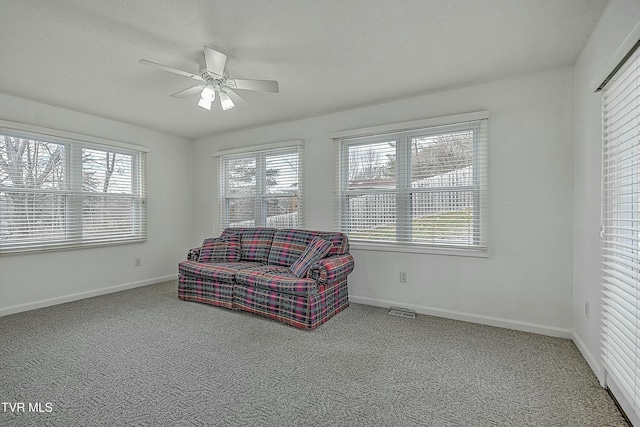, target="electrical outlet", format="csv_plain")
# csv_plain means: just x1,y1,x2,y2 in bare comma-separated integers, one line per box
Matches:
135,258,141,267
585,300,590,319
399,270,408,283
